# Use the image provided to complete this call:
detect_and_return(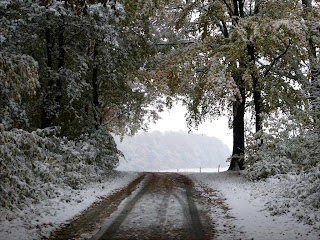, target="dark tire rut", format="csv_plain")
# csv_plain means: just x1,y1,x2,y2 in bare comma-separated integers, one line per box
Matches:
47,173,215,240
46,174,146,240
91,173,215,240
